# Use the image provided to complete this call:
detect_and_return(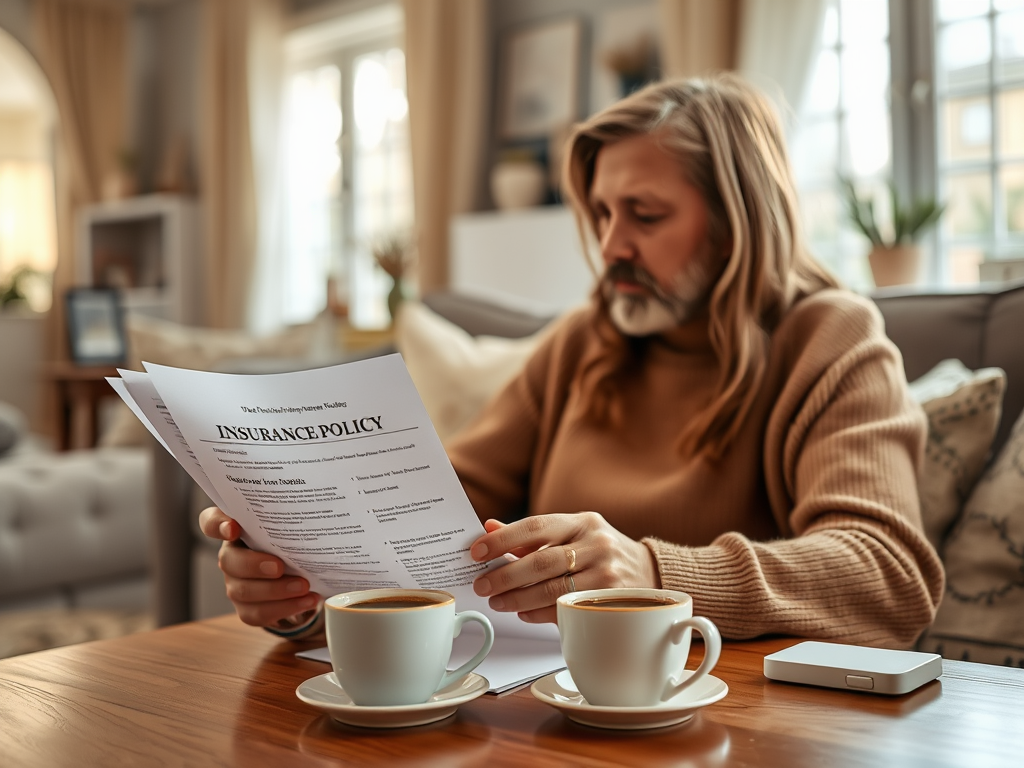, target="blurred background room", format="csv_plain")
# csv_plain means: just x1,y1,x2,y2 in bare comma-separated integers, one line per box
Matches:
1,0,1022,658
